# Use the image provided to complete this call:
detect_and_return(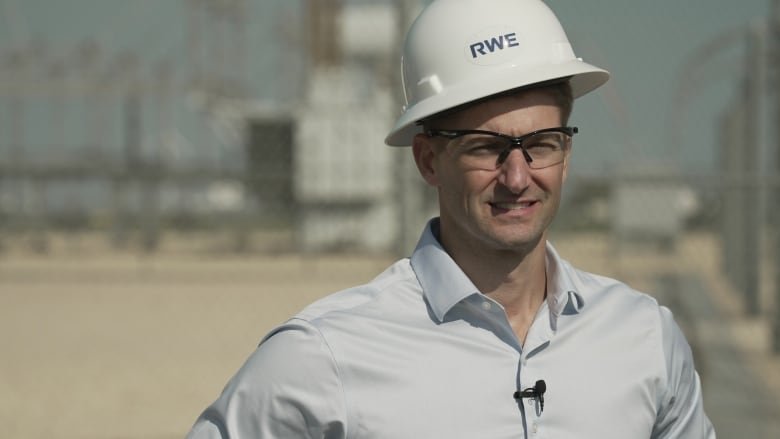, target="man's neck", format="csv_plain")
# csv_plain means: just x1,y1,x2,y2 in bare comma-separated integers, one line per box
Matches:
439,229,548,343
